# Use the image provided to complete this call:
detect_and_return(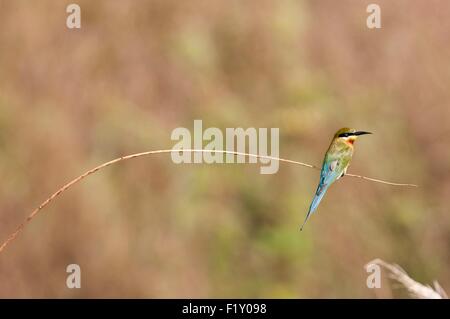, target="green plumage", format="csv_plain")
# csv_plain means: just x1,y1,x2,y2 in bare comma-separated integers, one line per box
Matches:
325,133,354,177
